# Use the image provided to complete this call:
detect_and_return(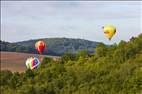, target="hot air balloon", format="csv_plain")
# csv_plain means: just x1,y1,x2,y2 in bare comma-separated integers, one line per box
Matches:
35,40,46,54
102,25,116,40
25,57,40,70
